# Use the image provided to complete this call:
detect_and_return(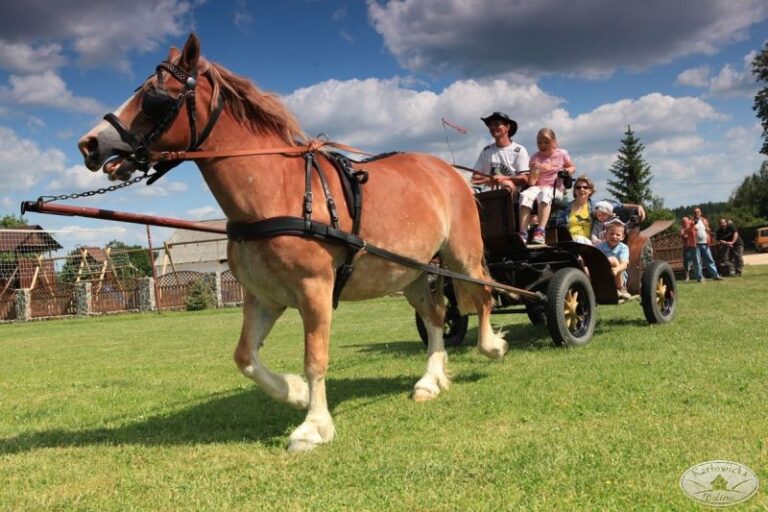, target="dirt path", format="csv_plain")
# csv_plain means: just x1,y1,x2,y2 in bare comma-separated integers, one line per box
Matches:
744,252,768,265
